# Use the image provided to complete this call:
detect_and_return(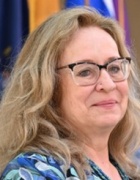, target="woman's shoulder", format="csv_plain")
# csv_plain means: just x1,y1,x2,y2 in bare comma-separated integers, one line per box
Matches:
1,152,80,180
